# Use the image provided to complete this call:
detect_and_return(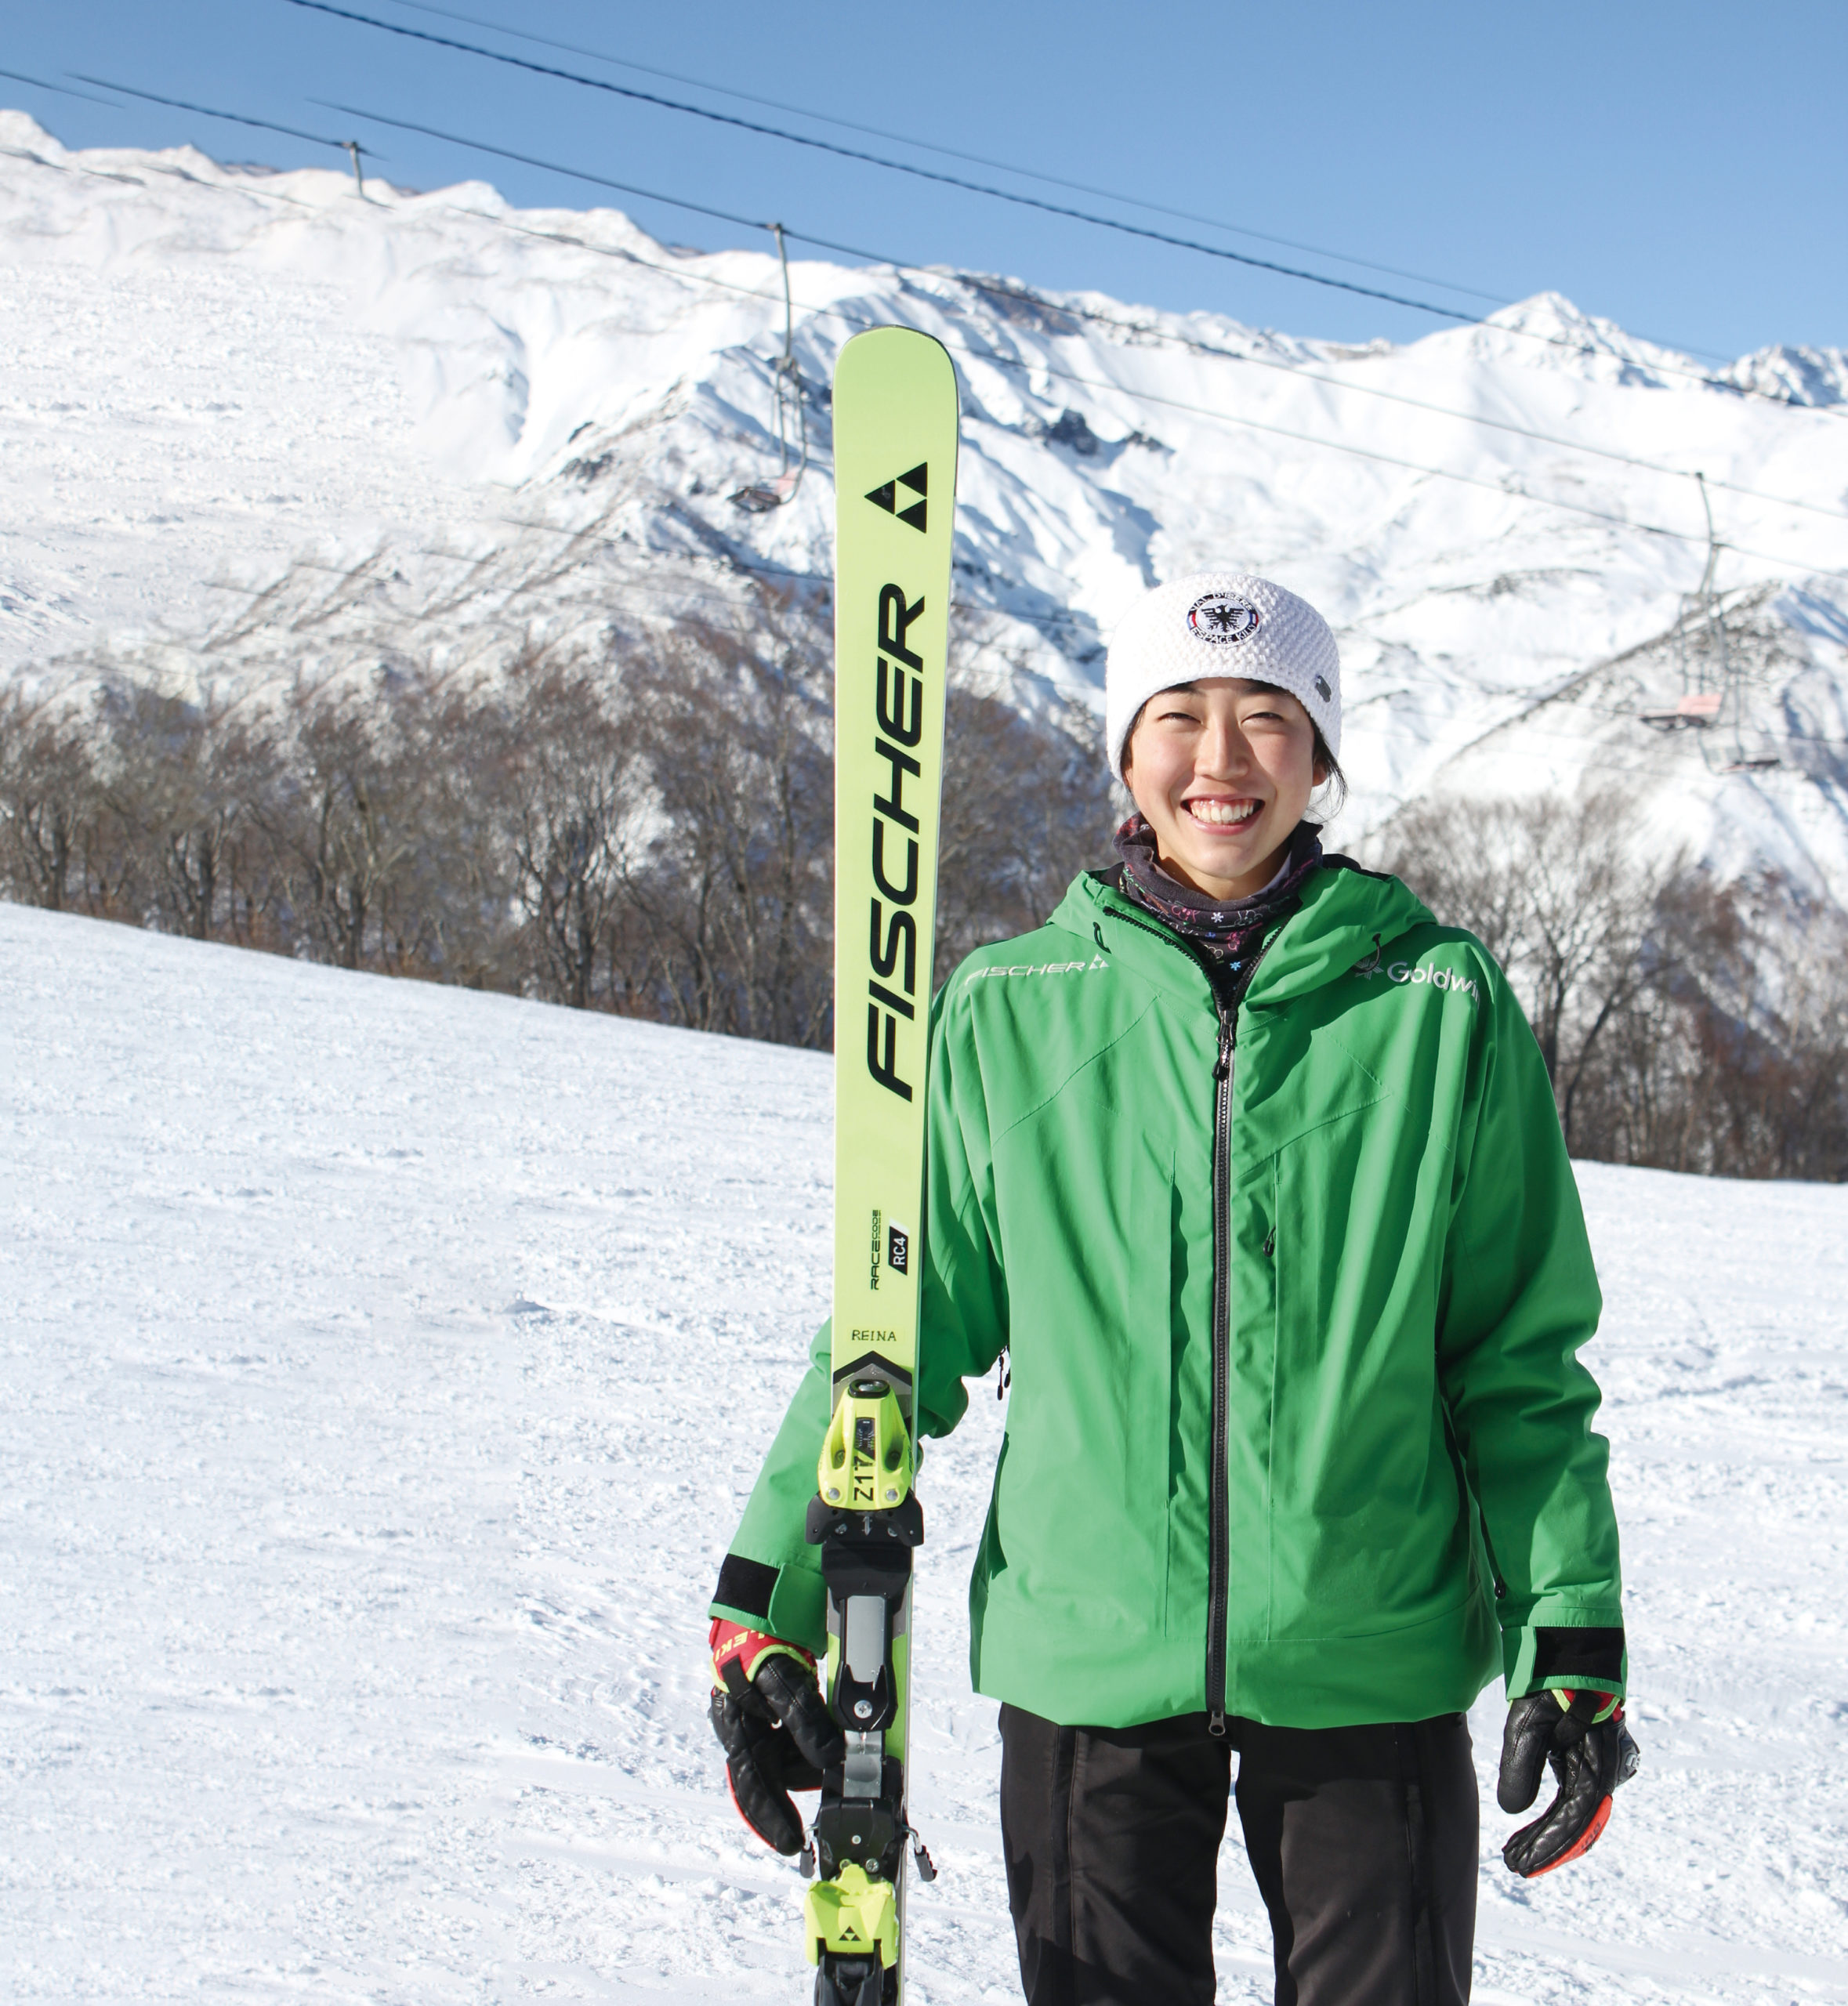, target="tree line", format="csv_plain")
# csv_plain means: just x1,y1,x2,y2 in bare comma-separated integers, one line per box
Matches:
0,599,1114,1051
2,606,1842,1180
1379,792,1848,1181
